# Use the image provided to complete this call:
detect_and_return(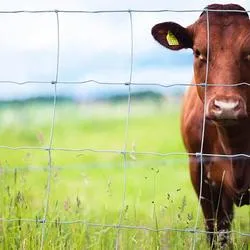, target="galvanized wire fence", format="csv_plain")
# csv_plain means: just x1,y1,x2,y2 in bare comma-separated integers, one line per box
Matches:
0,7,250,250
